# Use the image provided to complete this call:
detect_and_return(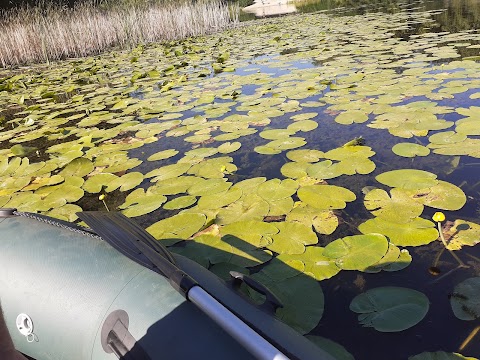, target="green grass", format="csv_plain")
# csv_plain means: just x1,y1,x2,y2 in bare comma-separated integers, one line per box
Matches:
0,0,238,67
